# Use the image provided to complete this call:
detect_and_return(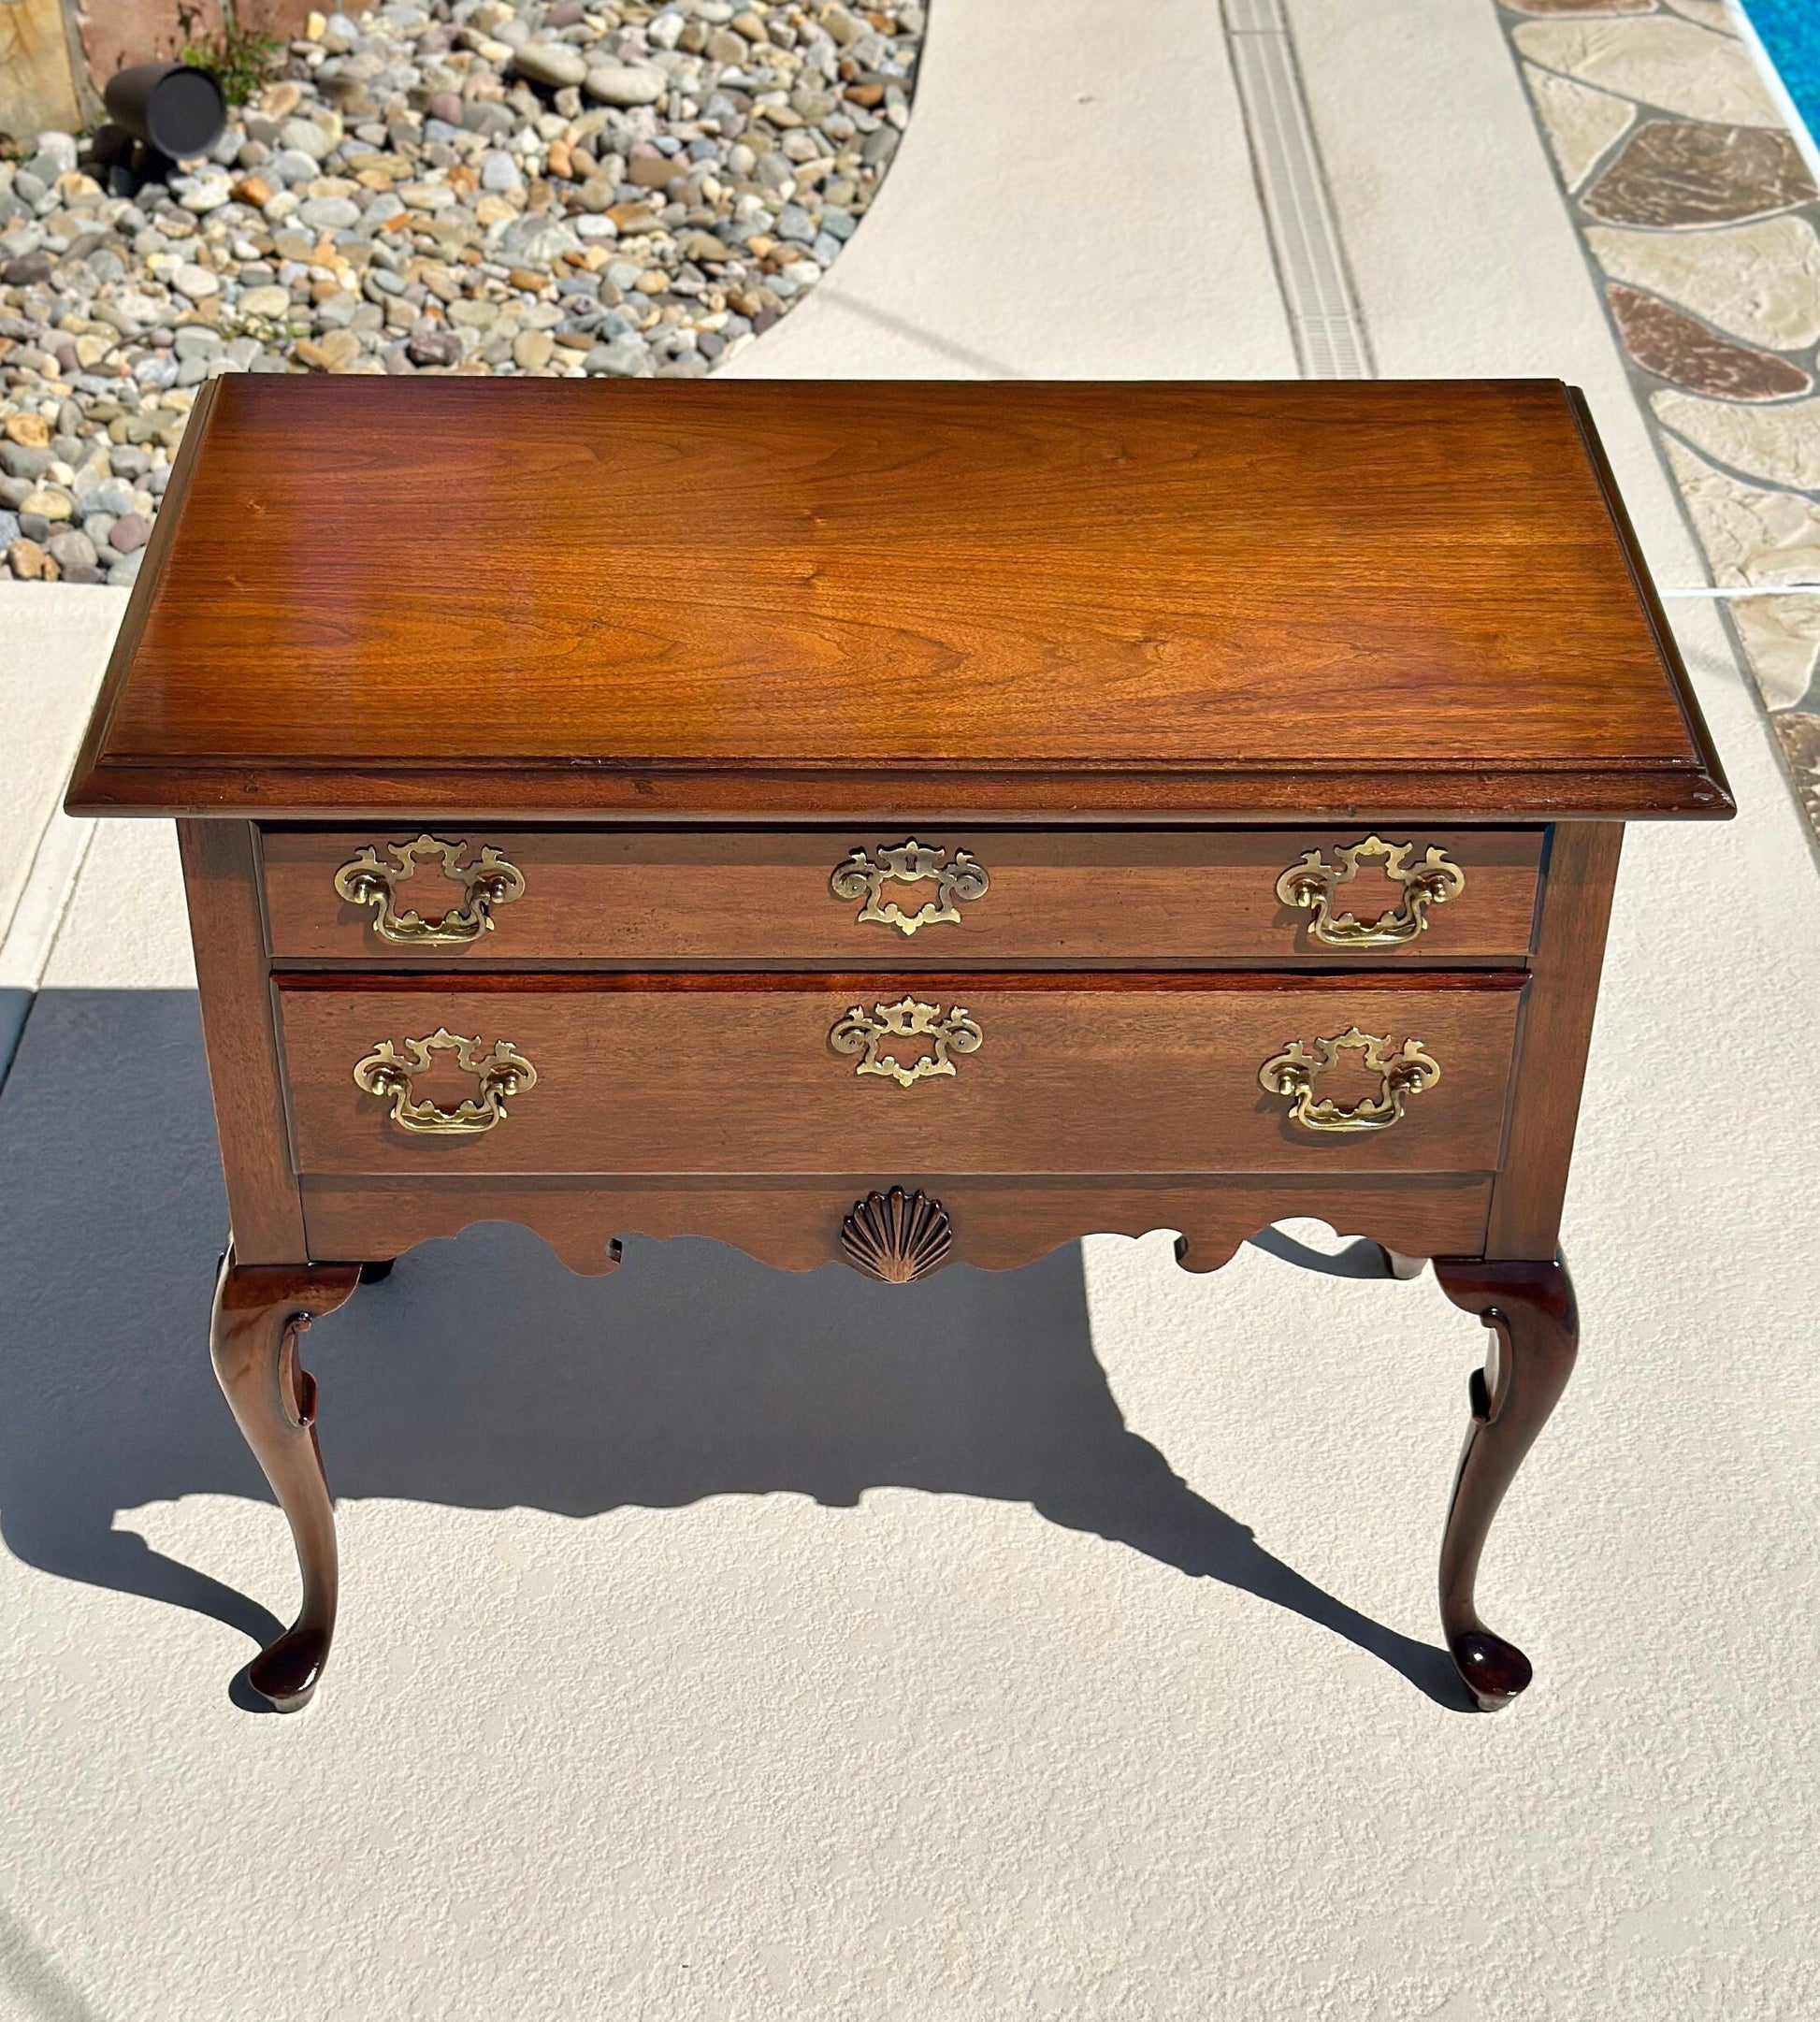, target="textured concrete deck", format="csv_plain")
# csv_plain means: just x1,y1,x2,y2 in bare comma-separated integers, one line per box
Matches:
1,6,1816,2019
